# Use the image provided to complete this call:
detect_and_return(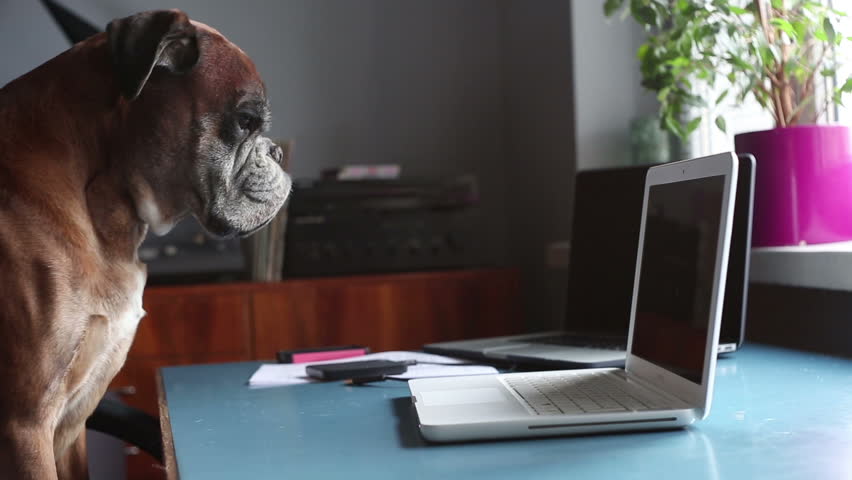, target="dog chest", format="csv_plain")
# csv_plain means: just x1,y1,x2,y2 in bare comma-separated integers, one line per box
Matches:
91,268,146,380
58,268,146,437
